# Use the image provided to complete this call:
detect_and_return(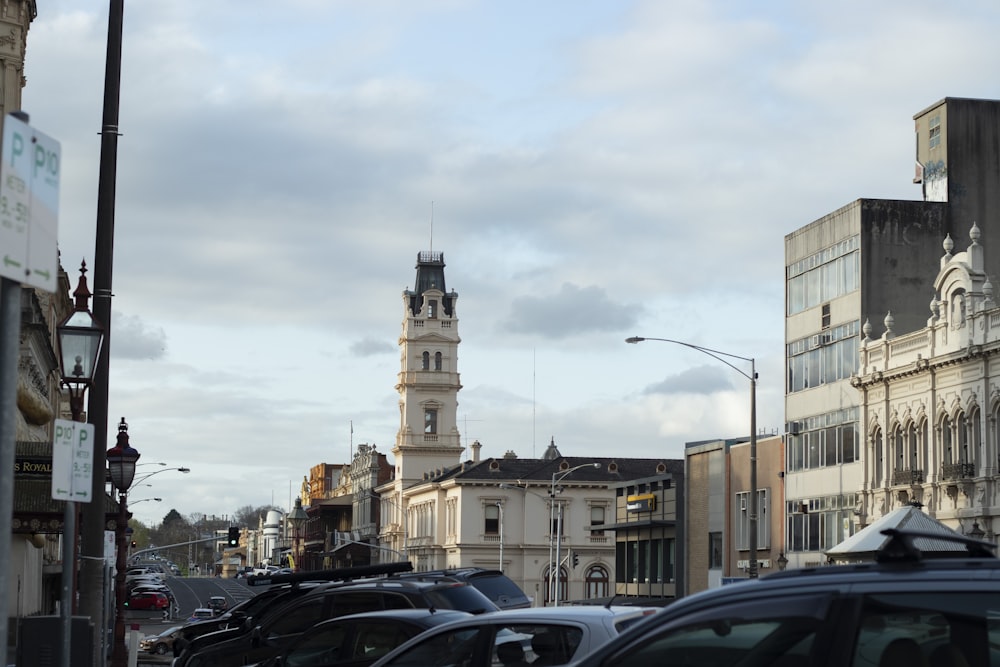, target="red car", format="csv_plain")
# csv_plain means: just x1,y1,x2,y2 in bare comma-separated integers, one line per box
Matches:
127,591,169,610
